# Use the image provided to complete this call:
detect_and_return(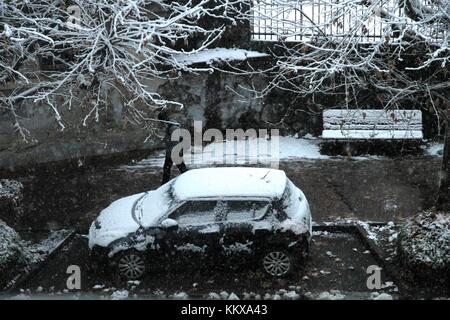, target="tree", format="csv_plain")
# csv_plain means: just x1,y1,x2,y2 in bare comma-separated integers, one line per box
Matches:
437,107,449,211
0,0,240,141
231,0,449,110
227,0,449,208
